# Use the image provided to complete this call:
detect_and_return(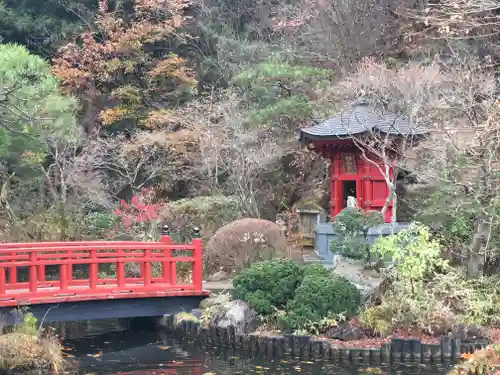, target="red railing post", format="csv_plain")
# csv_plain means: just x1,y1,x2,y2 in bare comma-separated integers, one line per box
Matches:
60,262,68,291
37,262,45,282
140,263,145,278
192,227,203,291
28,252,37,293
89,249,97,290
143,248,151,286
66,249,73,282
0,267,5,296
160,225,175,284
116,249,125,287
8,251,16,284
